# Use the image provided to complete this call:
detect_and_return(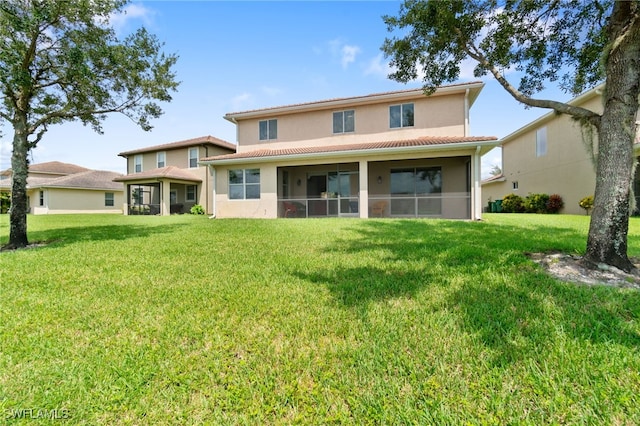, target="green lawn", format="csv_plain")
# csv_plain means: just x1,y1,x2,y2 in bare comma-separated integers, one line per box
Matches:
1,213,639,424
